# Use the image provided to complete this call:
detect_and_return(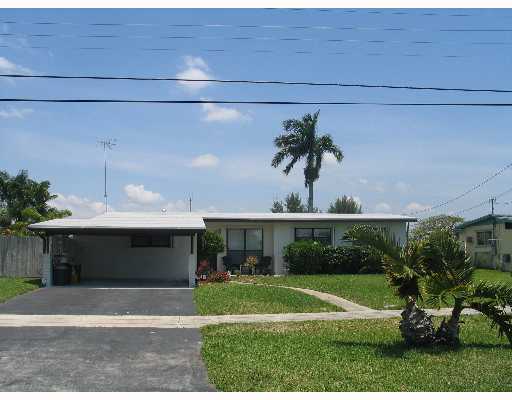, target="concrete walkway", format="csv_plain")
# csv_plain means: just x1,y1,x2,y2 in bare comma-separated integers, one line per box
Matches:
233,281,372,311
0,308,479,329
